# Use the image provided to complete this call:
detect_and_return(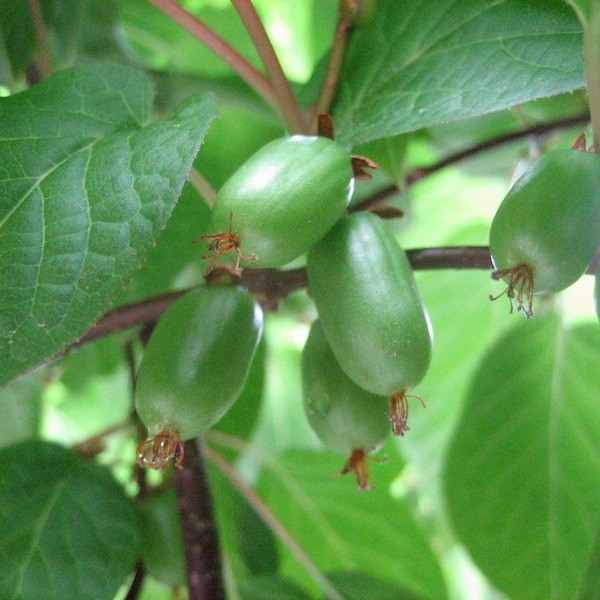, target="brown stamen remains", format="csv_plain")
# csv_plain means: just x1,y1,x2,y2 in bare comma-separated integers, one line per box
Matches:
195,212,257,276
489,263,534,317
332,448,387,490
389,391,426,436
136,429,185,470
